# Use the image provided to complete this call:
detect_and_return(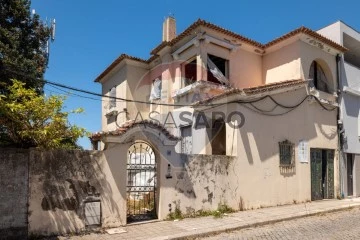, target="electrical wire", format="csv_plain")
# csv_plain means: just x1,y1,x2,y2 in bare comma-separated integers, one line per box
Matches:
242,103,298,116
2,66,337,113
